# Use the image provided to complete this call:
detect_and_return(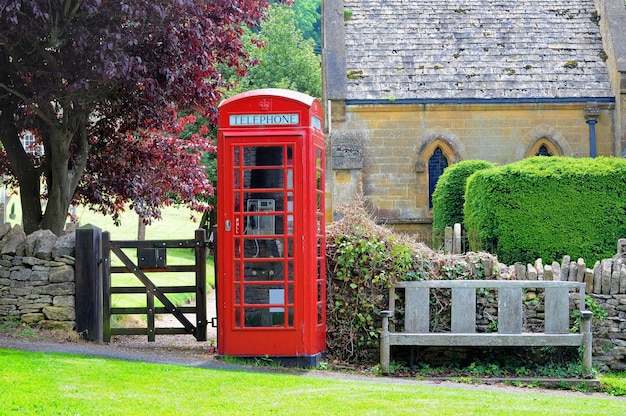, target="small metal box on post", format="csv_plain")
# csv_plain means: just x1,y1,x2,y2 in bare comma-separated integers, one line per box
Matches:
137,247,167,269
216,89,326,366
